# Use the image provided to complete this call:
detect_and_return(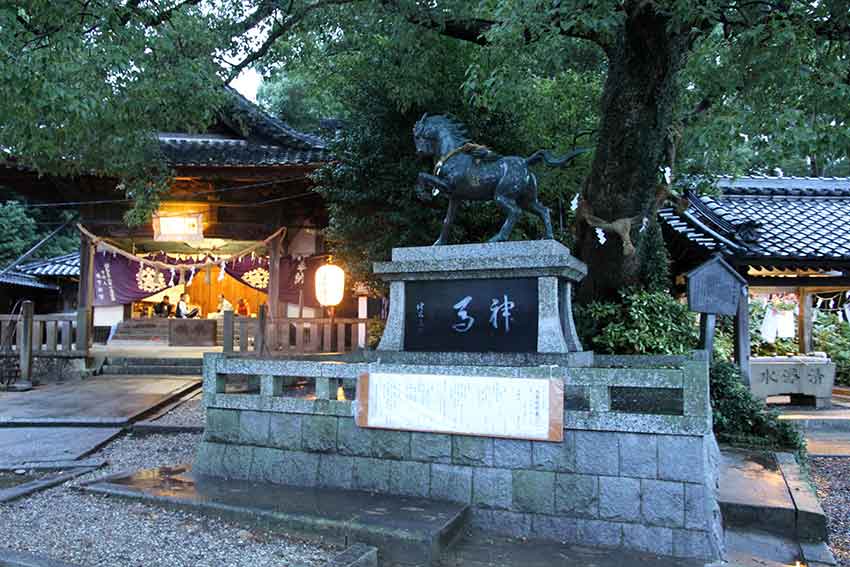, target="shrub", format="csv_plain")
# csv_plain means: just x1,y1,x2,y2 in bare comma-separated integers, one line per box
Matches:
813,312,850,386
367,318,386,349
575,289,698,355
710,361,805,454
